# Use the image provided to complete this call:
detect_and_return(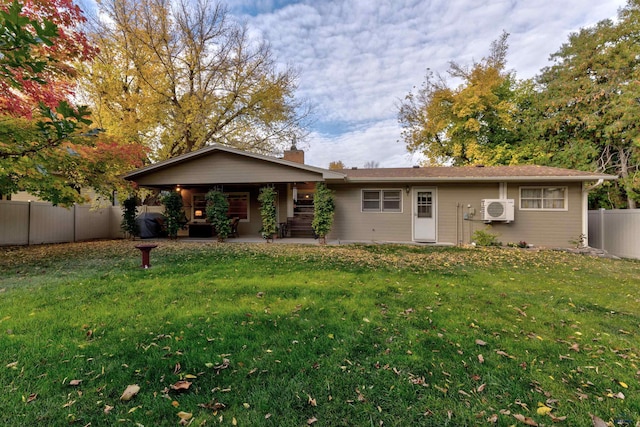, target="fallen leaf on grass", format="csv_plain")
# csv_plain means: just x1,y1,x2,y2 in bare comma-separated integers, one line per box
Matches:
104,404,113,414
26,393,37,403
6,361,18,369
307,417,318,425
198,401,226,411
536,405,552,415
62,400,76,408
308,395,317,407
177,411,192,420
590,413,607,427
607,391,625,400
478,354,484,363
475,339,487,346
68,379,82,386
120,384,140,401
170,380,192,392
496,350,515,359
513,413,538,426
